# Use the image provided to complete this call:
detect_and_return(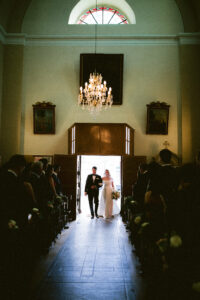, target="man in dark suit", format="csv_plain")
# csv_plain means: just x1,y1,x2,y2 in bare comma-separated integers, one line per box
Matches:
29,161,43,209
52,164,62,195
0,155,27,229
85,166,102,219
